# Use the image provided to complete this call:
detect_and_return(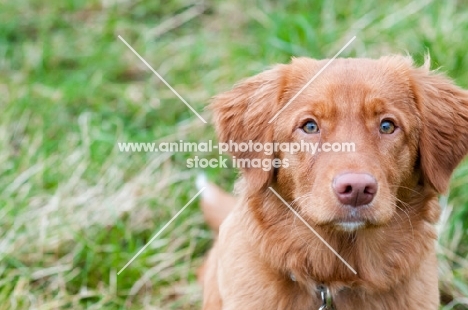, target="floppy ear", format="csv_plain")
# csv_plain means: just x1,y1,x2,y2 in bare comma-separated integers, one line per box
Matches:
410,60,468,193
210,65,288,191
